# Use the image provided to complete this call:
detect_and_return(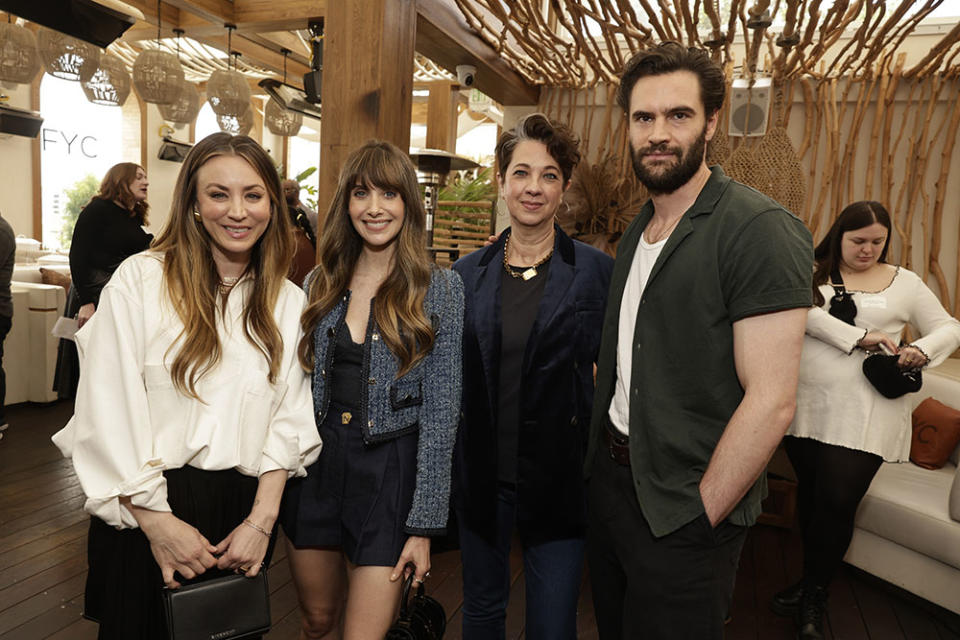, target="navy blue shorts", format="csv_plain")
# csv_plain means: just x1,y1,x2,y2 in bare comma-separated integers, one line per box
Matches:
280,402,418,567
